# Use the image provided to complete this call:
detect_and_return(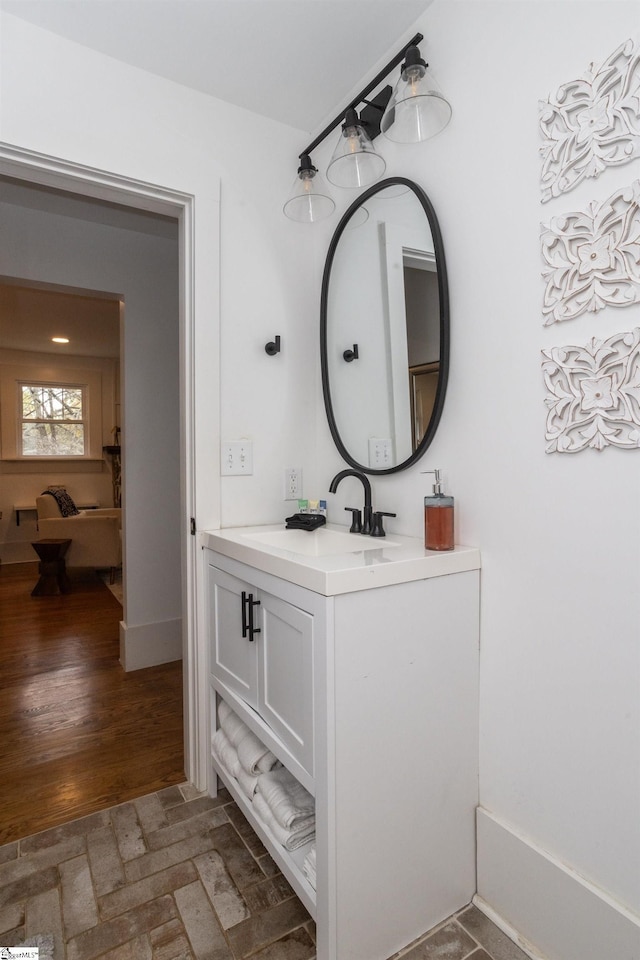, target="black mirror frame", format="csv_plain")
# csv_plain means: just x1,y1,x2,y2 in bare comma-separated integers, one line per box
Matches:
320,177,450,475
